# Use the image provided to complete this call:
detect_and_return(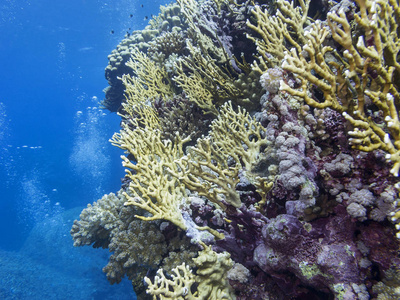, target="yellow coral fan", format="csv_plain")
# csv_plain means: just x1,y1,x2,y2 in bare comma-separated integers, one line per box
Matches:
111,124,190,231
280,22,345,113
246,0,310,71
177,0,228,62
174,0,256,113
120,48,174,118
210,101,269,171
174,40,247,115
174,136,241,208
252,0,400,178
211,101,274,205
174,59,219,115
111,121,224,239
171,102,273,209
145,244,236,300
